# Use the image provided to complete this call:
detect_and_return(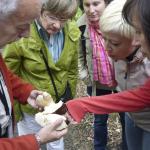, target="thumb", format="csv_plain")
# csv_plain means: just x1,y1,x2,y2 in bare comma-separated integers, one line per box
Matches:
27,99,38,108
48,118,68,137
52,119,68,137
50,118,64,130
